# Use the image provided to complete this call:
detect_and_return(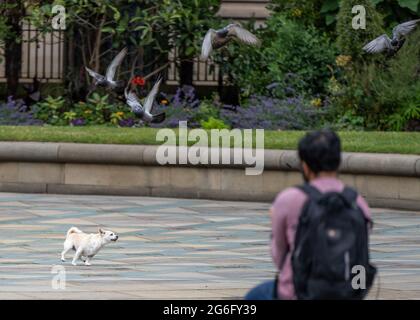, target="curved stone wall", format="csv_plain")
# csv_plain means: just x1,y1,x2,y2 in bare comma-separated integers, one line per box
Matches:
0,142,419,210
